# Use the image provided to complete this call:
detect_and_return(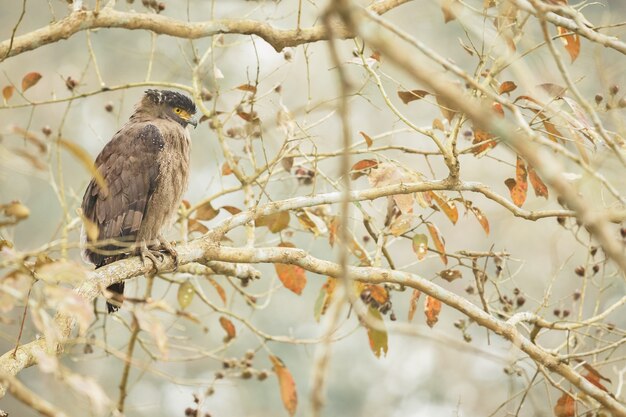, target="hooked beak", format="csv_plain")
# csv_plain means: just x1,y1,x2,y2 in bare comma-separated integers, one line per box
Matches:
188,118,198,129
